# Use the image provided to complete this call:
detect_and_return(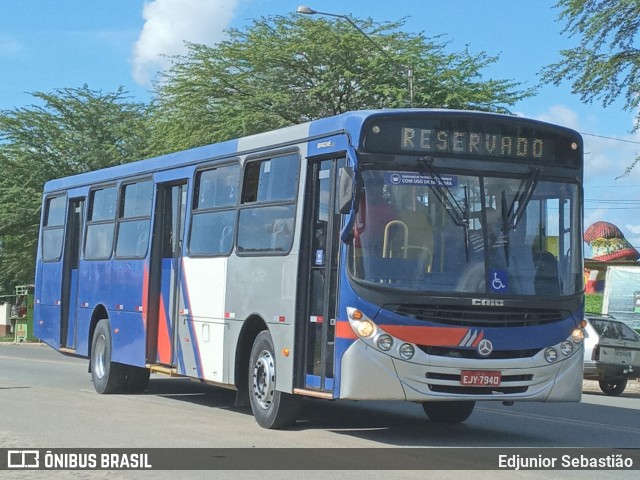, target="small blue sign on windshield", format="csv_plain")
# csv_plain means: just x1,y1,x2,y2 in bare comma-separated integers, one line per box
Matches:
385,172,458,188
490,269,508,293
